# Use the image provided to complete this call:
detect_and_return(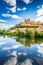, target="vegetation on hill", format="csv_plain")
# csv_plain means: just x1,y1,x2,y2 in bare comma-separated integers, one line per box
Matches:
10,19,39,30
0,18,43,38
